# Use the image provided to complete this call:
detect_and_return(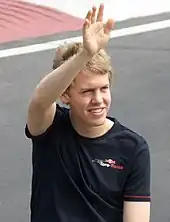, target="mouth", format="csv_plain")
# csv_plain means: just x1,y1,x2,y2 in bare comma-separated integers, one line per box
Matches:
88,108,105,115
